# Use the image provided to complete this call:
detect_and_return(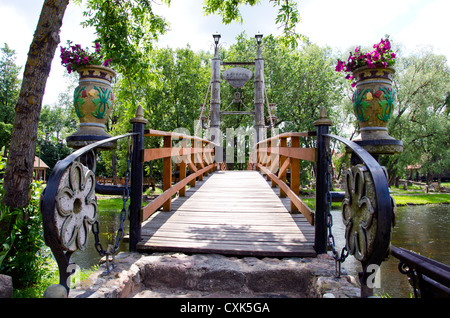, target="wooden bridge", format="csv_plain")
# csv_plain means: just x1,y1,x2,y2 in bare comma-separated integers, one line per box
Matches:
41,106,450,298
136,170,316,257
